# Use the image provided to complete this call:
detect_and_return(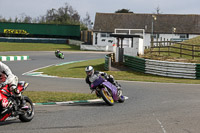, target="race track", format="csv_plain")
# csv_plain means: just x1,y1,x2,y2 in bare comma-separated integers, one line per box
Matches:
1,51,200,133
